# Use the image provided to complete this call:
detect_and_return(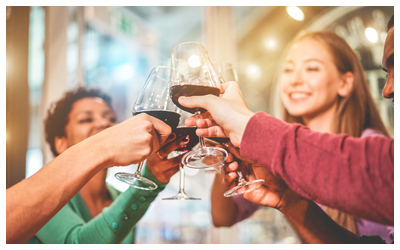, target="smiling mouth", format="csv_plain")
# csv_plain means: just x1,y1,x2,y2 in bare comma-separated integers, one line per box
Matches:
290,93,309,100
